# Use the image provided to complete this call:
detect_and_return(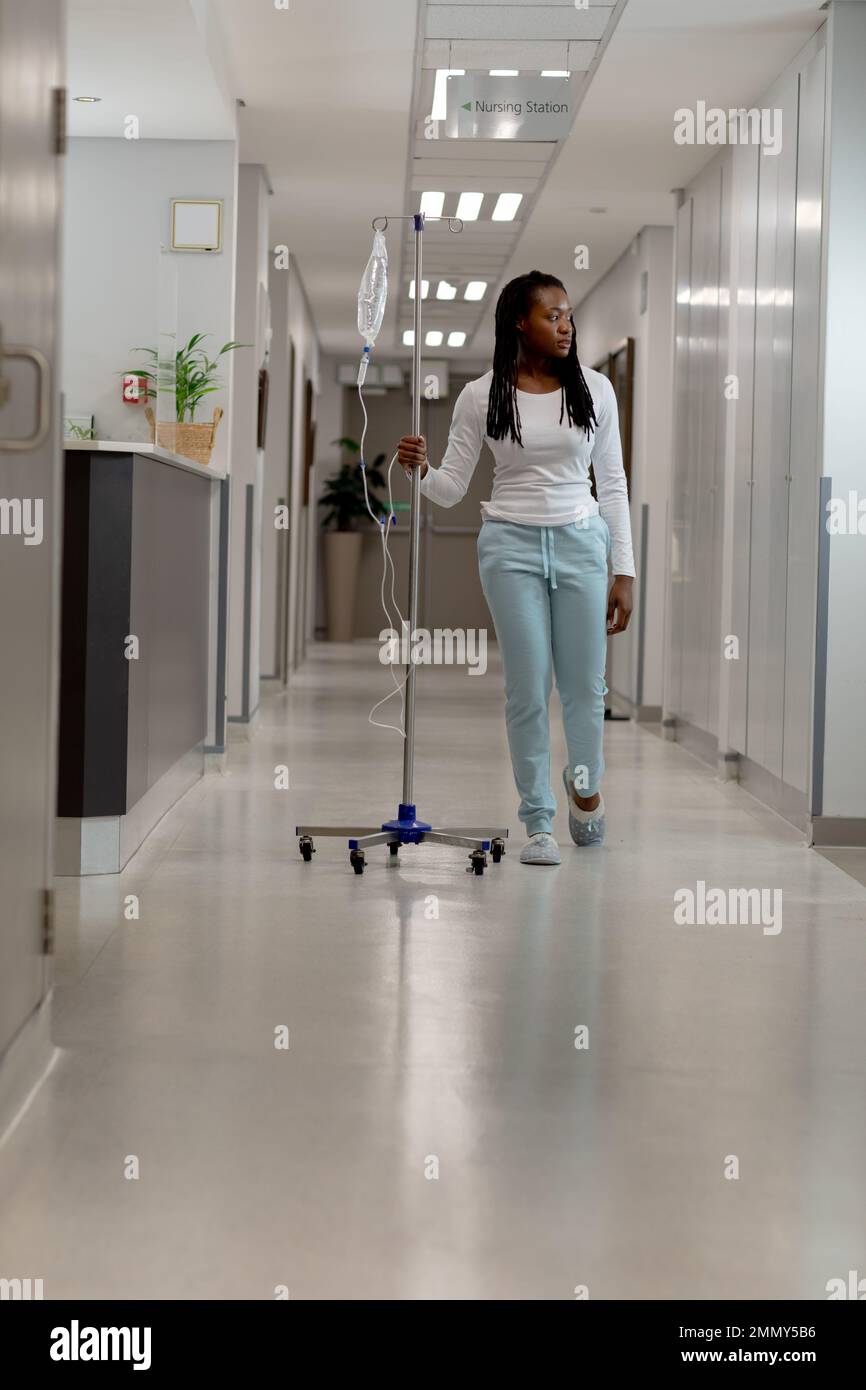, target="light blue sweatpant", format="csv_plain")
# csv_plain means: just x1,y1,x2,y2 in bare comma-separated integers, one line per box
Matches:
477,514,611,837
